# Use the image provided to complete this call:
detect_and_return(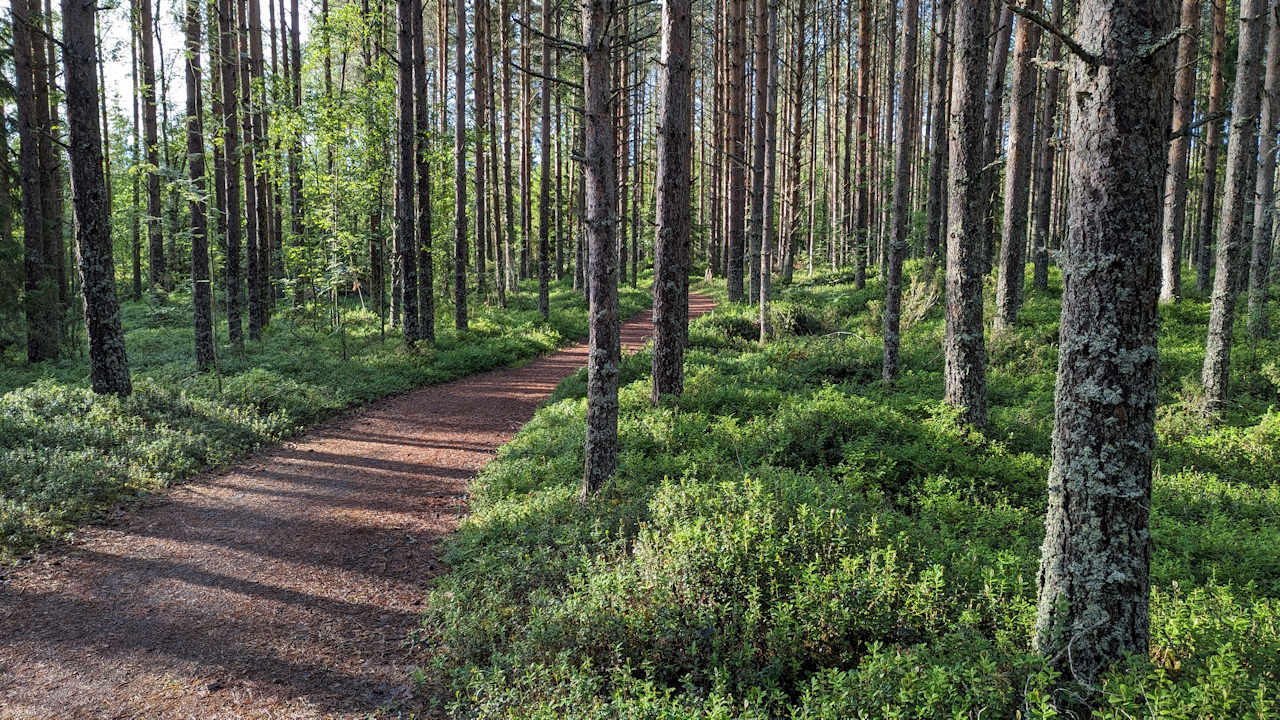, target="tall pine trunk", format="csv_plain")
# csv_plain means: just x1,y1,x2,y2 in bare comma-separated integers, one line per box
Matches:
186,0,215,370
883,0,919,382
1034,1,1176,711
63,0,133,396
453,0,468,330
1159,0,1201,302
1248,4,1280,338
